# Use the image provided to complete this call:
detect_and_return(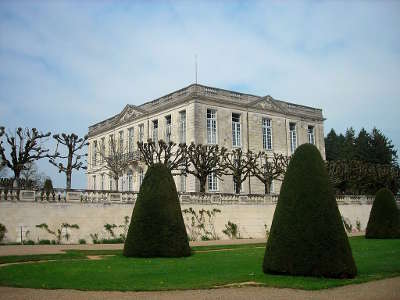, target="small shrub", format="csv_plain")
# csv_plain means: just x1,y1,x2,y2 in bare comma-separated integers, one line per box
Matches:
100,237,124,244
38,239,51,245
222,221,240,239
0,223,7,242
104,223,117,238
182,207,221,241
356,220,361,232
36,223,79,244
90,233,99,244
42,179,55,201
23,240,35,245
366,188,400,239
264,224,270,239
342,216,353,234
79,239,86,244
